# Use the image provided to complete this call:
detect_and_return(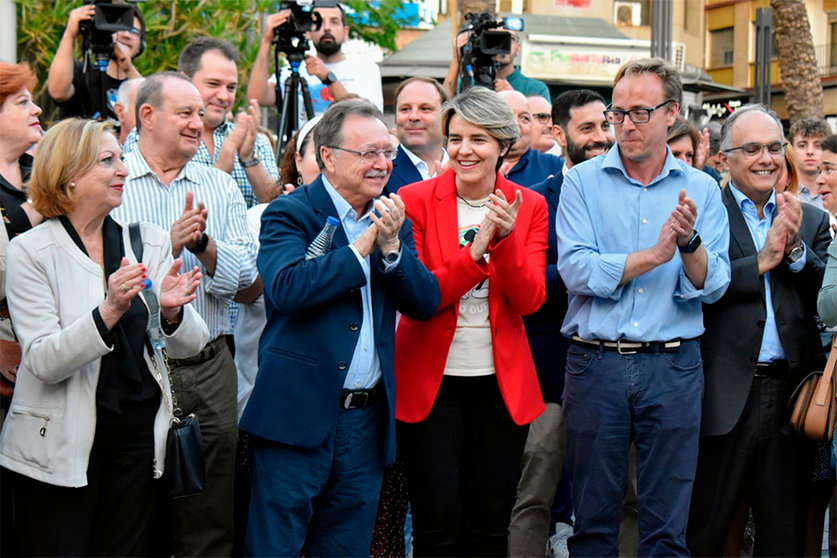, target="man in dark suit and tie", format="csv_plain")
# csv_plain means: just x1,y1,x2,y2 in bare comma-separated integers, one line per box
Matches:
687,104,831,556
387,76,449,194
509,89,614,556
240,99,440,557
